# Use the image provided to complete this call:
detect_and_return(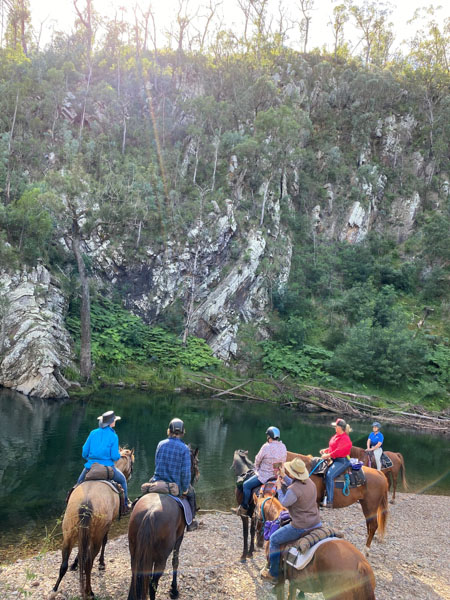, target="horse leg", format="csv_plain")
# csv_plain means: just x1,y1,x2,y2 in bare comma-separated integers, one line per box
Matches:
274,581,285,600
150,573,162,600
240,516,249,562
53,542,71,592
248,515,256,558
390,472,397,504
359,499,377,556
70,553,79,571
98,534,108,570
169,535,184,599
